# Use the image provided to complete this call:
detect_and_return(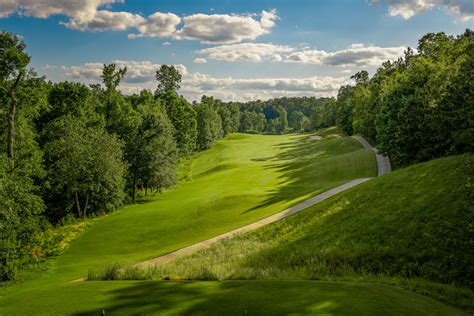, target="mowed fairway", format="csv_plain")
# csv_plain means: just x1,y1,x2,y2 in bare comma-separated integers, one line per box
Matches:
0,132,467,315
1,131,381,313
